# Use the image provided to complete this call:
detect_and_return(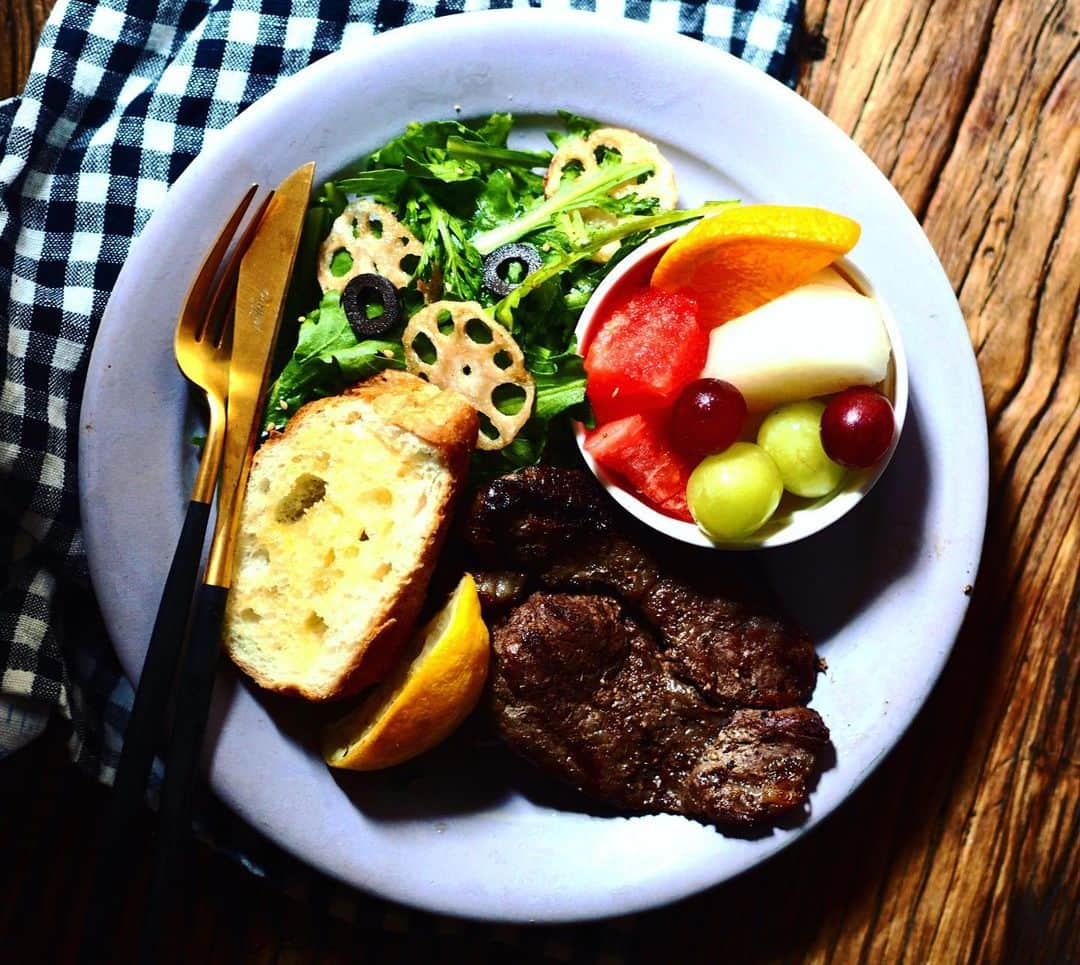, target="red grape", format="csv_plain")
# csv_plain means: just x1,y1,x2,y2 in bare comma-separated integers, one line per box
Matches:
820,387,895,468
671,379,747,459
